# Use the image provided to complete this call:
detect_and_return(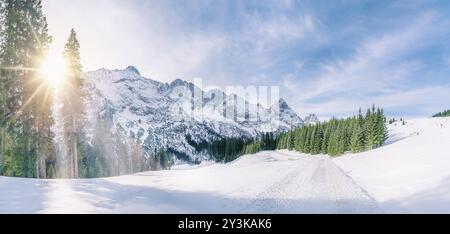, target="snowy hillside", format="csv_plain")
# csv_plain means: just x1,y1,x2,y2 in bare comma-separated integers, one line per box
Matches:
1,117,449,213
334,117,450,213
83,66,303,163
